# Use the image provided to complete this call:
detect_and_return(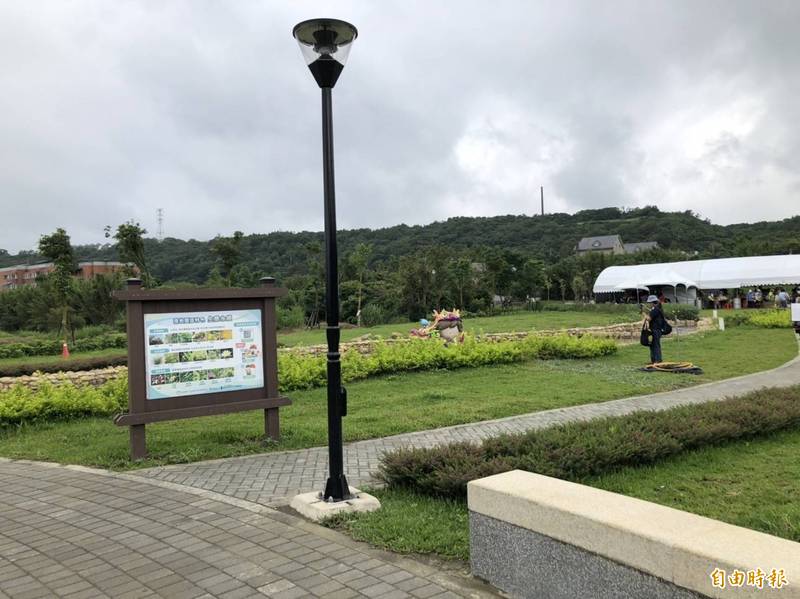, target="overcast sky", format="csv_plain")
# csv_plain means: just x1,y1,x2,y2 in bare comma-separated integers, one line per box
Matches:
1,1,798,252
